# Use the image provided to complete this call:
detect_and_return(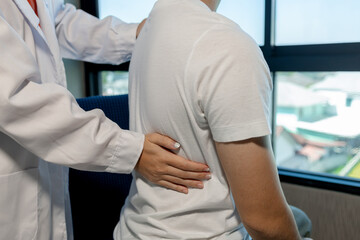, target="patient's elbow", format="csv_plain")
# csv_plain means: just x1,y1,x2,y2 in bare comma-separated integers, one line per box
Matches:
242,214,299,240
242,216,275,239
